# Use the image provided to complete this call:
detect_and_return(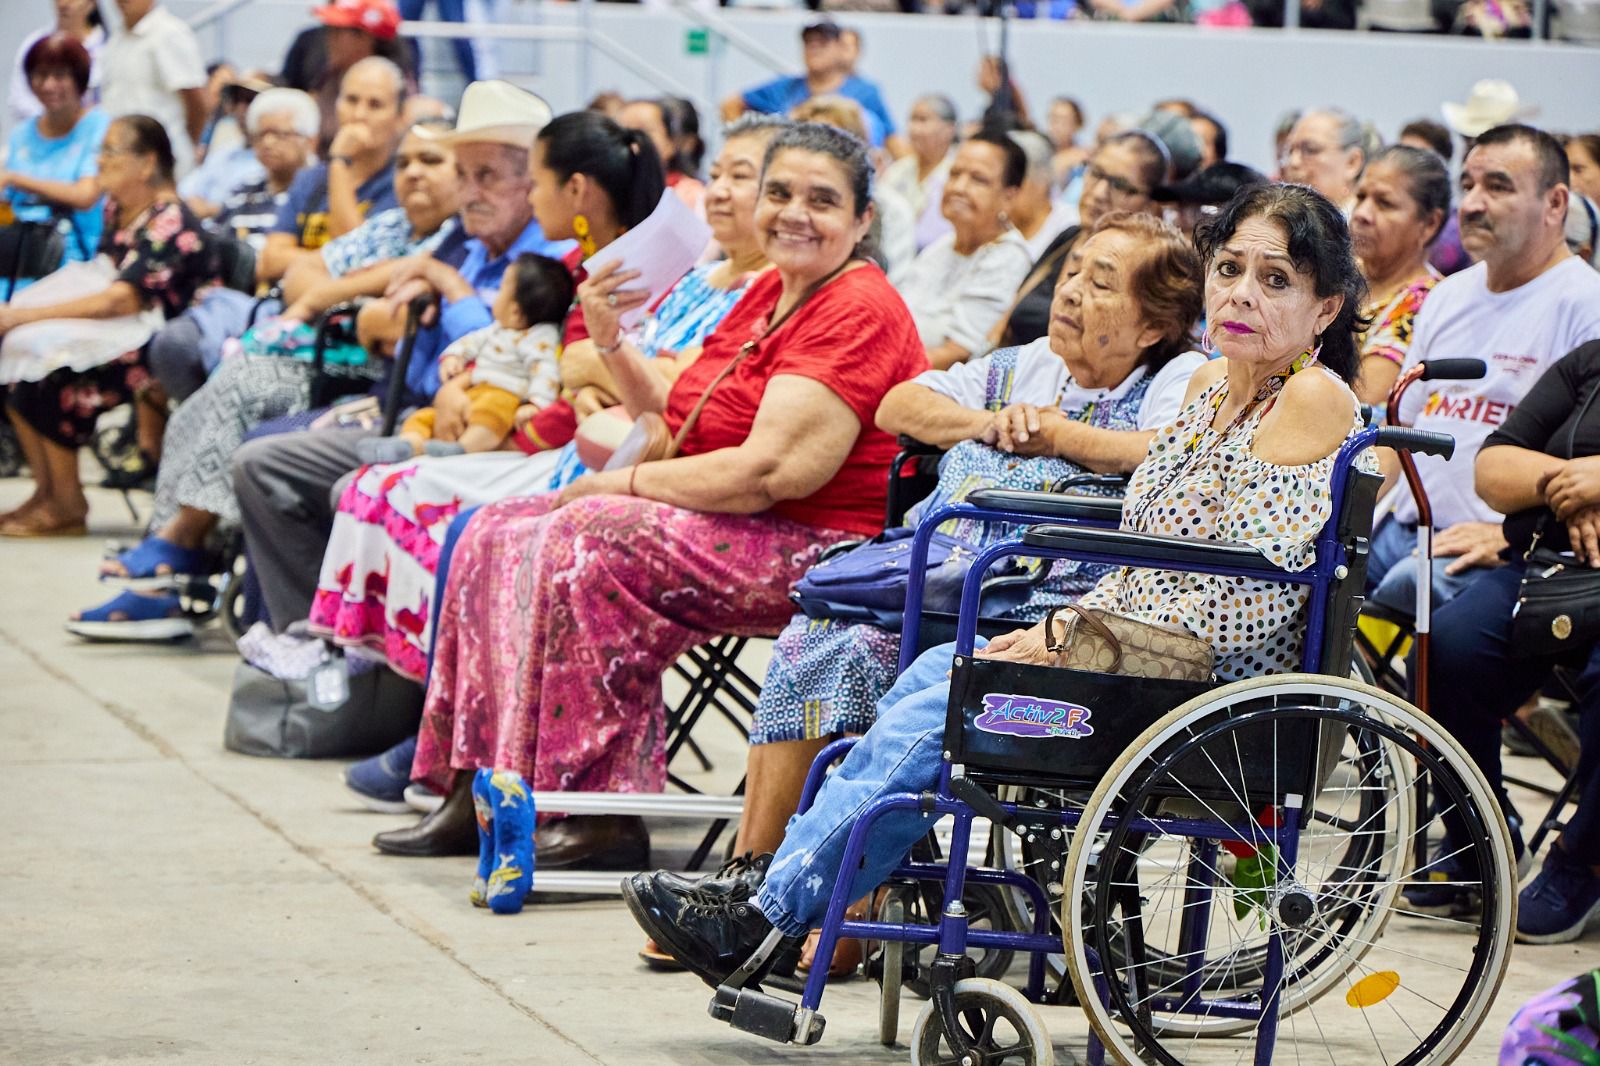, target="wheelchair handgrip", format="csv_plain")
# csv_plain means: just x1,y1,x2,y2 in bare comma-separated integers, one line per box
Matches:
966,488,1123,525
1420,358,1486,381
1373,427,1456,461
